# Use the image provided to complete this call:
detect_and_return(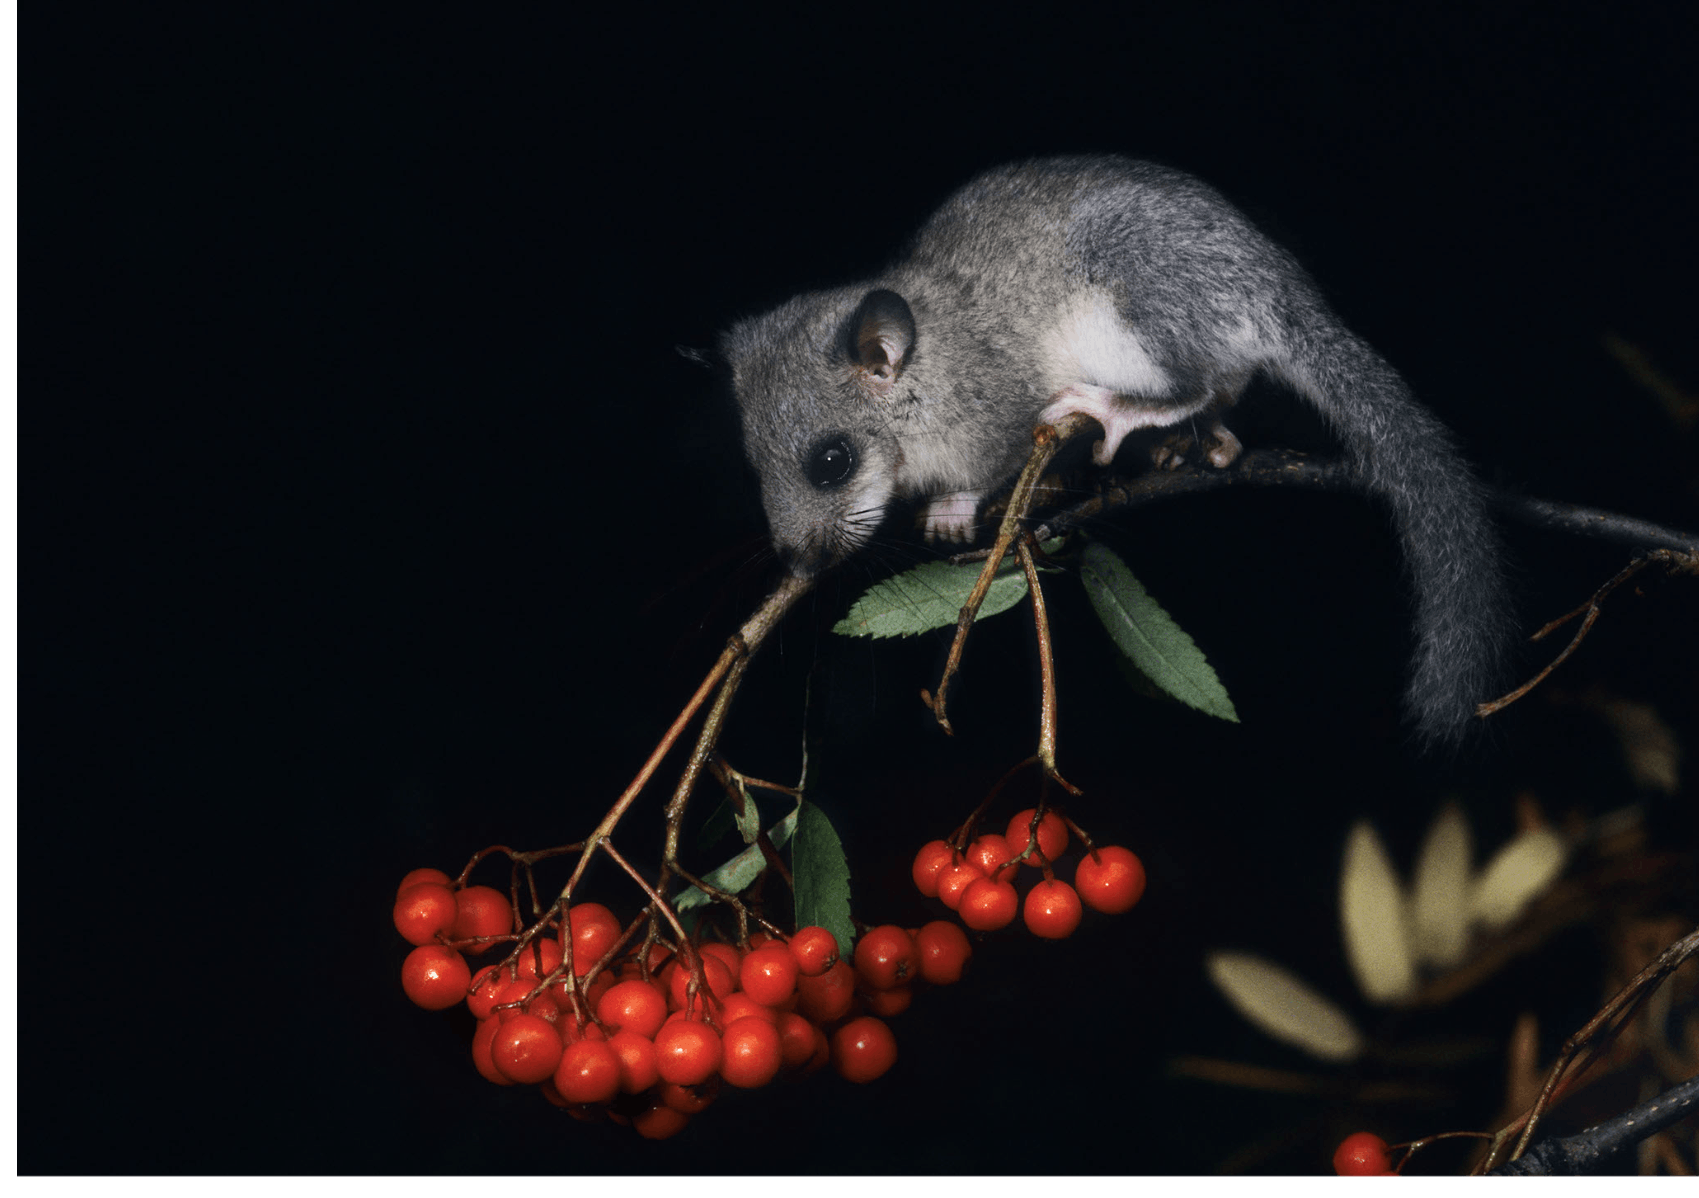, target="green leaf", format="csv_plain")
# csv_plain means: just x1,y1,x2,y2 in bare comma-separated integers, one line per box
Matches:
1079,540,1238,723
791,800,854,958
674,809,798,912
831,557,1029,638
730,783,762,844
